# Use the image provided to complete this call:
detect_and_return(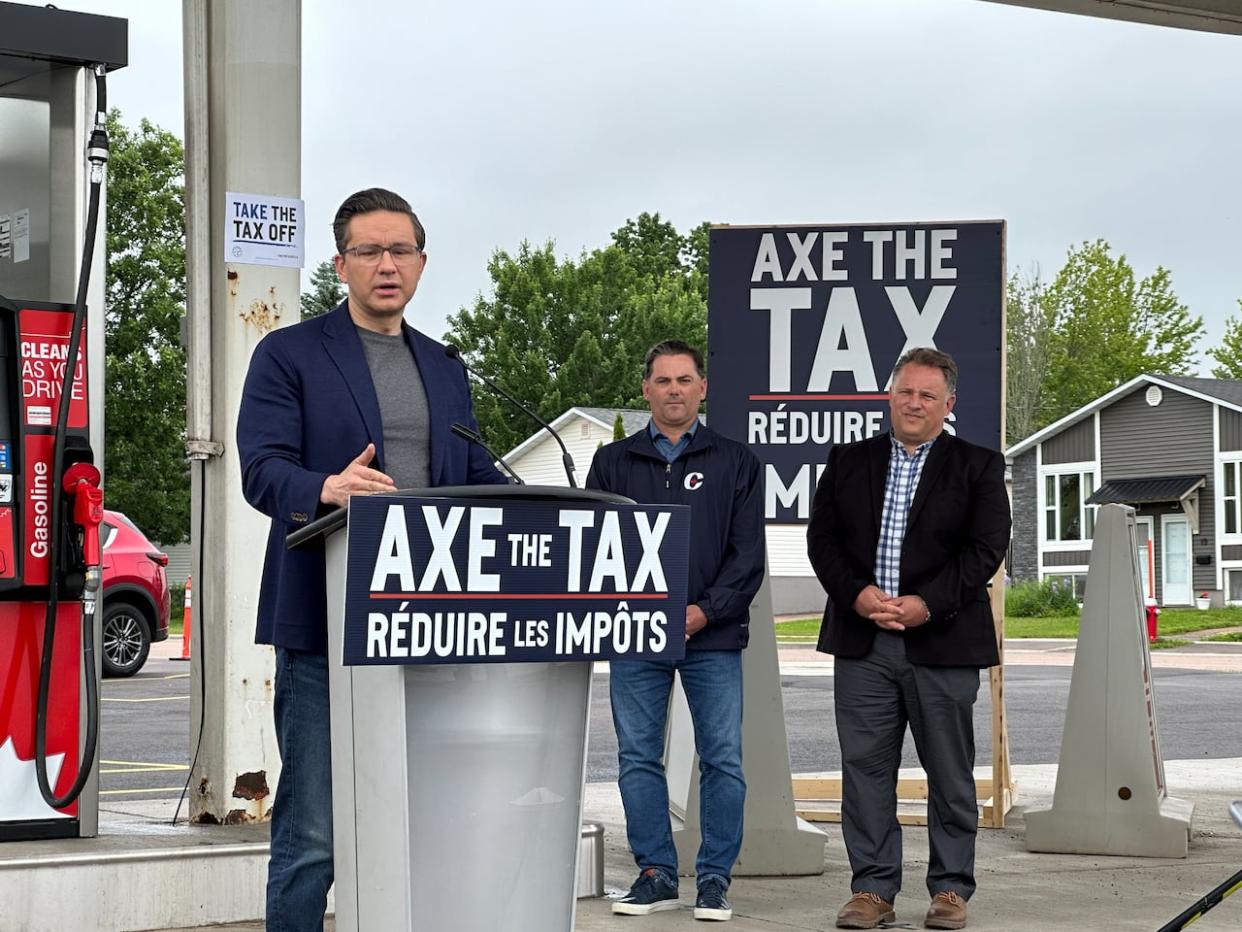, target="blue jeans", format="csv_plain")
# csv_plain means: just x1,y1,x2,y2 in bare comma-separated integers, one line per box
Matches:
610,649,745,887
267,648,334,932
